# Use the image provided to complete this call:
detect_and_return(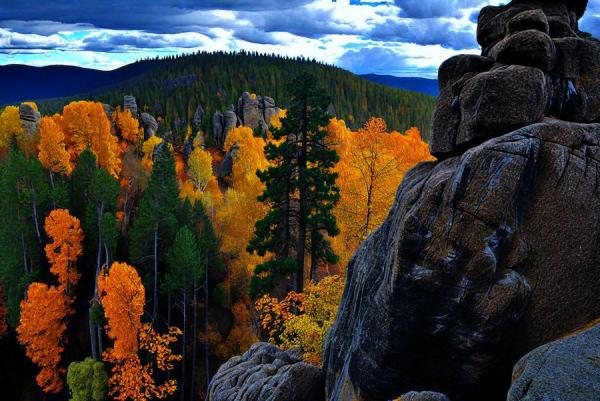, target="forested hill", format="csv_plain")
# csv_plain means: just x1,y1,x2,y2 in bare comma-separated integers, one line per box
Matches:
25,52,436,139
